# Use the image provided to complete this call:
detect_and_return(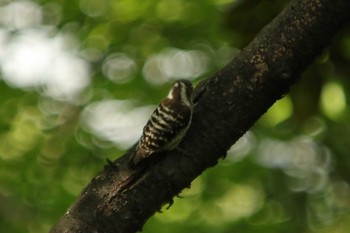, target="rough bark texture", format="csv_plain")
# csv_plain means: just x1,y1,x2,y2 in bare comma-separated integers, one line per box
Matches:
50,0,350,232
